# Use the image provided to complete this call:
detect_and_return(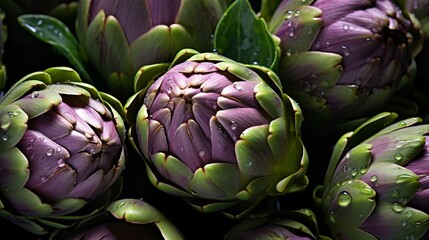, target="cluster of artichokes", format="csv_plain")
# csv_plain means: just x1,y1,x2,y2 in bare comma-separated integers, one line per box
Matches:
0,0,428,239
